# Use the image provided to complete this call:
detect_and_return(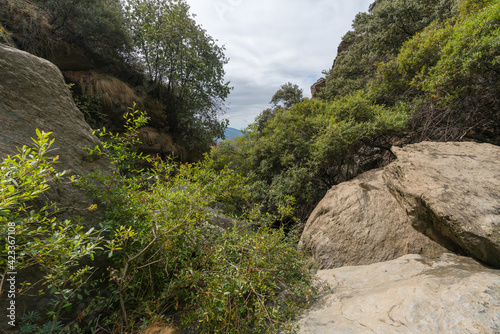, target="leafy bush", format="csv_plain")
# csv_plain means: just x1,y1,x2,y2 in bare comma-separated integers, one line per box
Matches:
88,104,150,176
0,130,102,331
373,0,500,143
318,0,453,101
79,109,315,333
